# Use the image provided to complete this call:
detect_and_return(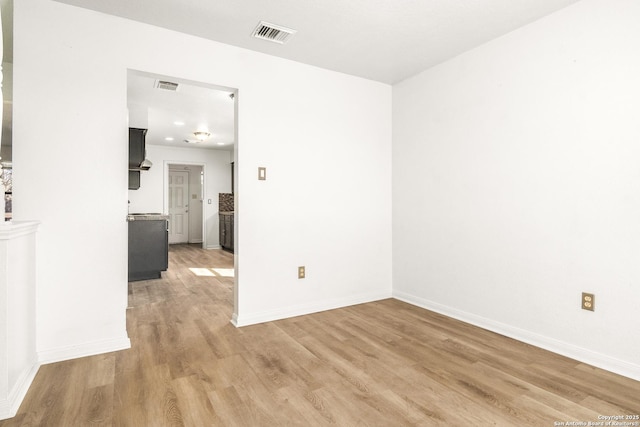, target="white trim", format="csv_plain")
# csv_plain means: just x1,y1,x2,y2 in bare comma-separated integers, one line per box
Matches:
206,244,222,250
233,291,391,327
393,290,640,382
38,336,131,365
0,361,39,421
0,221,40,240
230,312,239,327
